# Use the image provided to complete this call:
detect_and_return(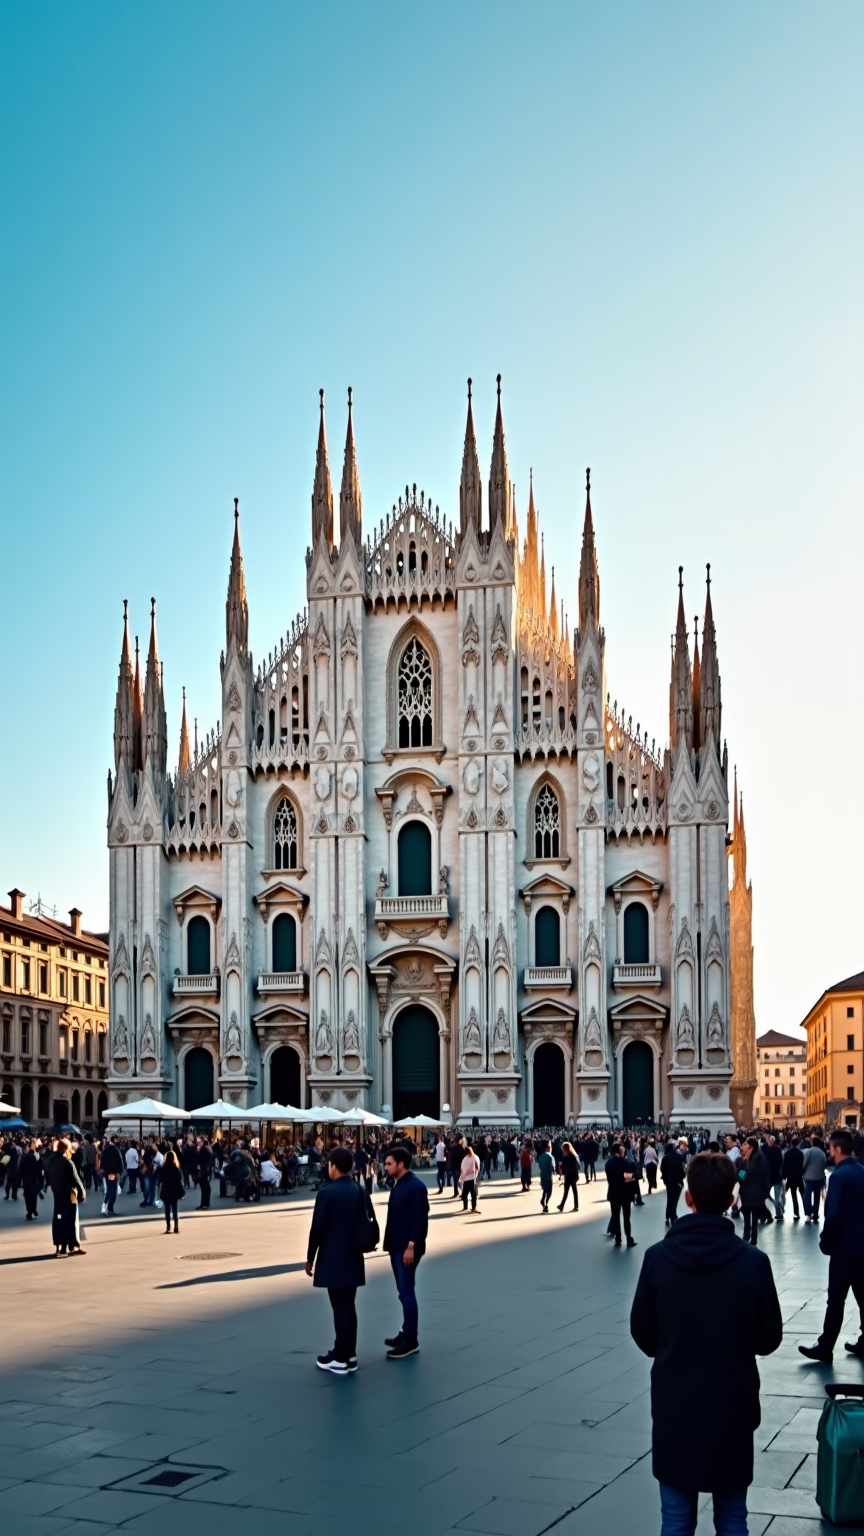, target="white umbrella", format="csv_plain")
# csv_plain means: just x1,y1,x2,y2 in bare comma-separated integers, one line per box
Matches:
393,1113,443,1127
0,1100,21,1117
187,1100,251,1120
340,1107,390,1126
298,1106,343,1123
244,1102,304,1120
103,1097,190,1121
